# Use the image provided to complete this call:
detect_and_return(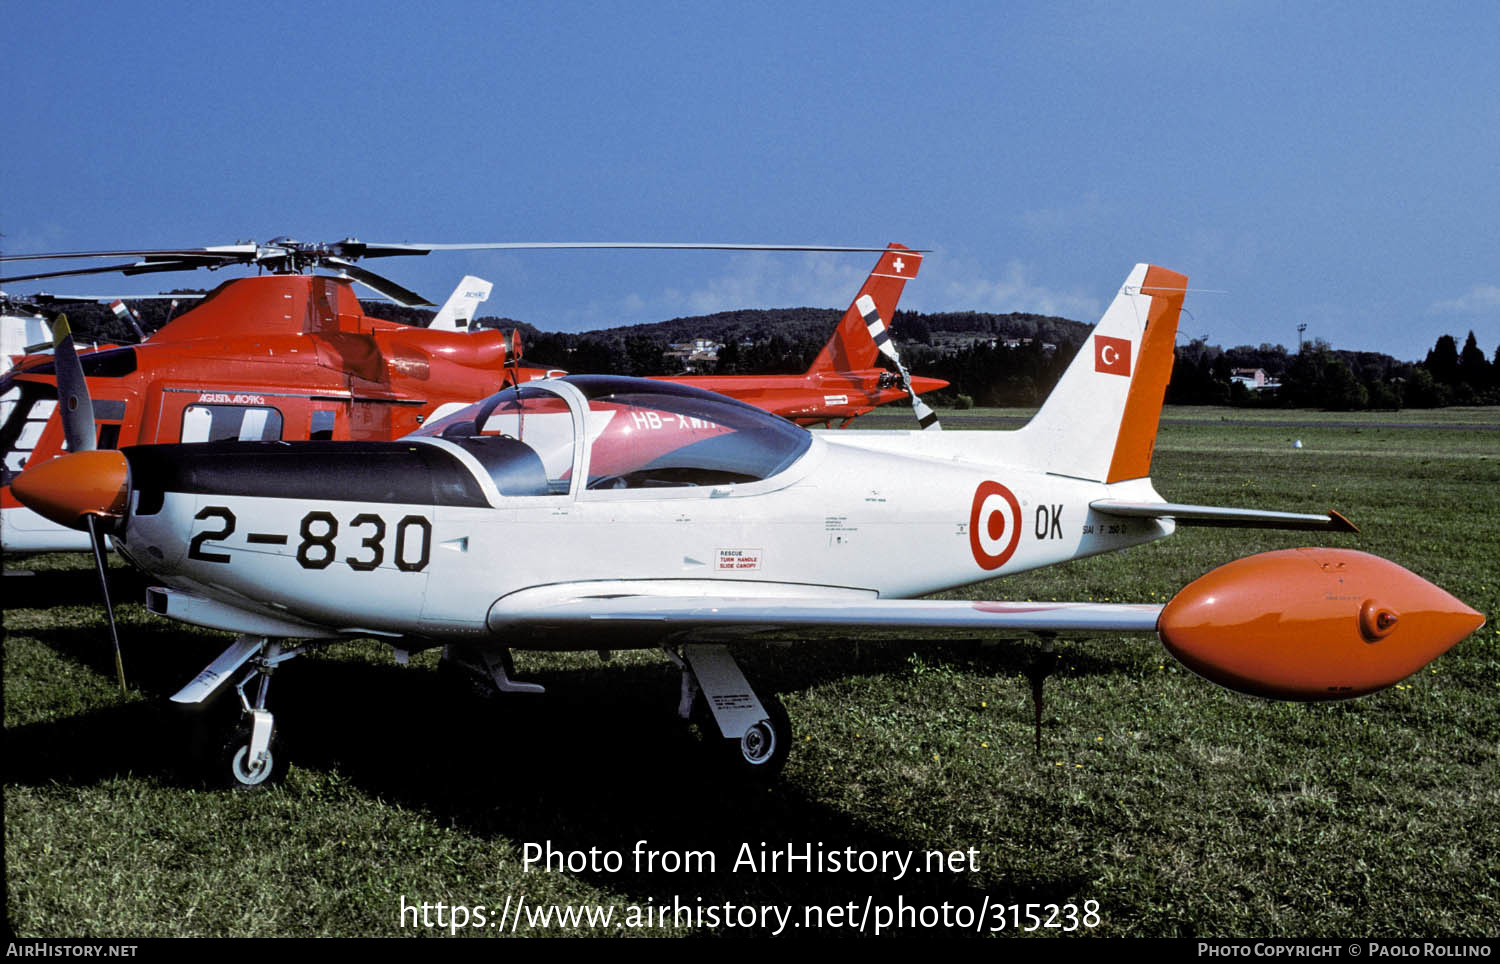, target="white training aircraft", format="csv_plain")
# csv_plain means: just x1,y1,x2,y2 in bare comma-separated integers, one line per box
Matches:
13,264,1483,786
